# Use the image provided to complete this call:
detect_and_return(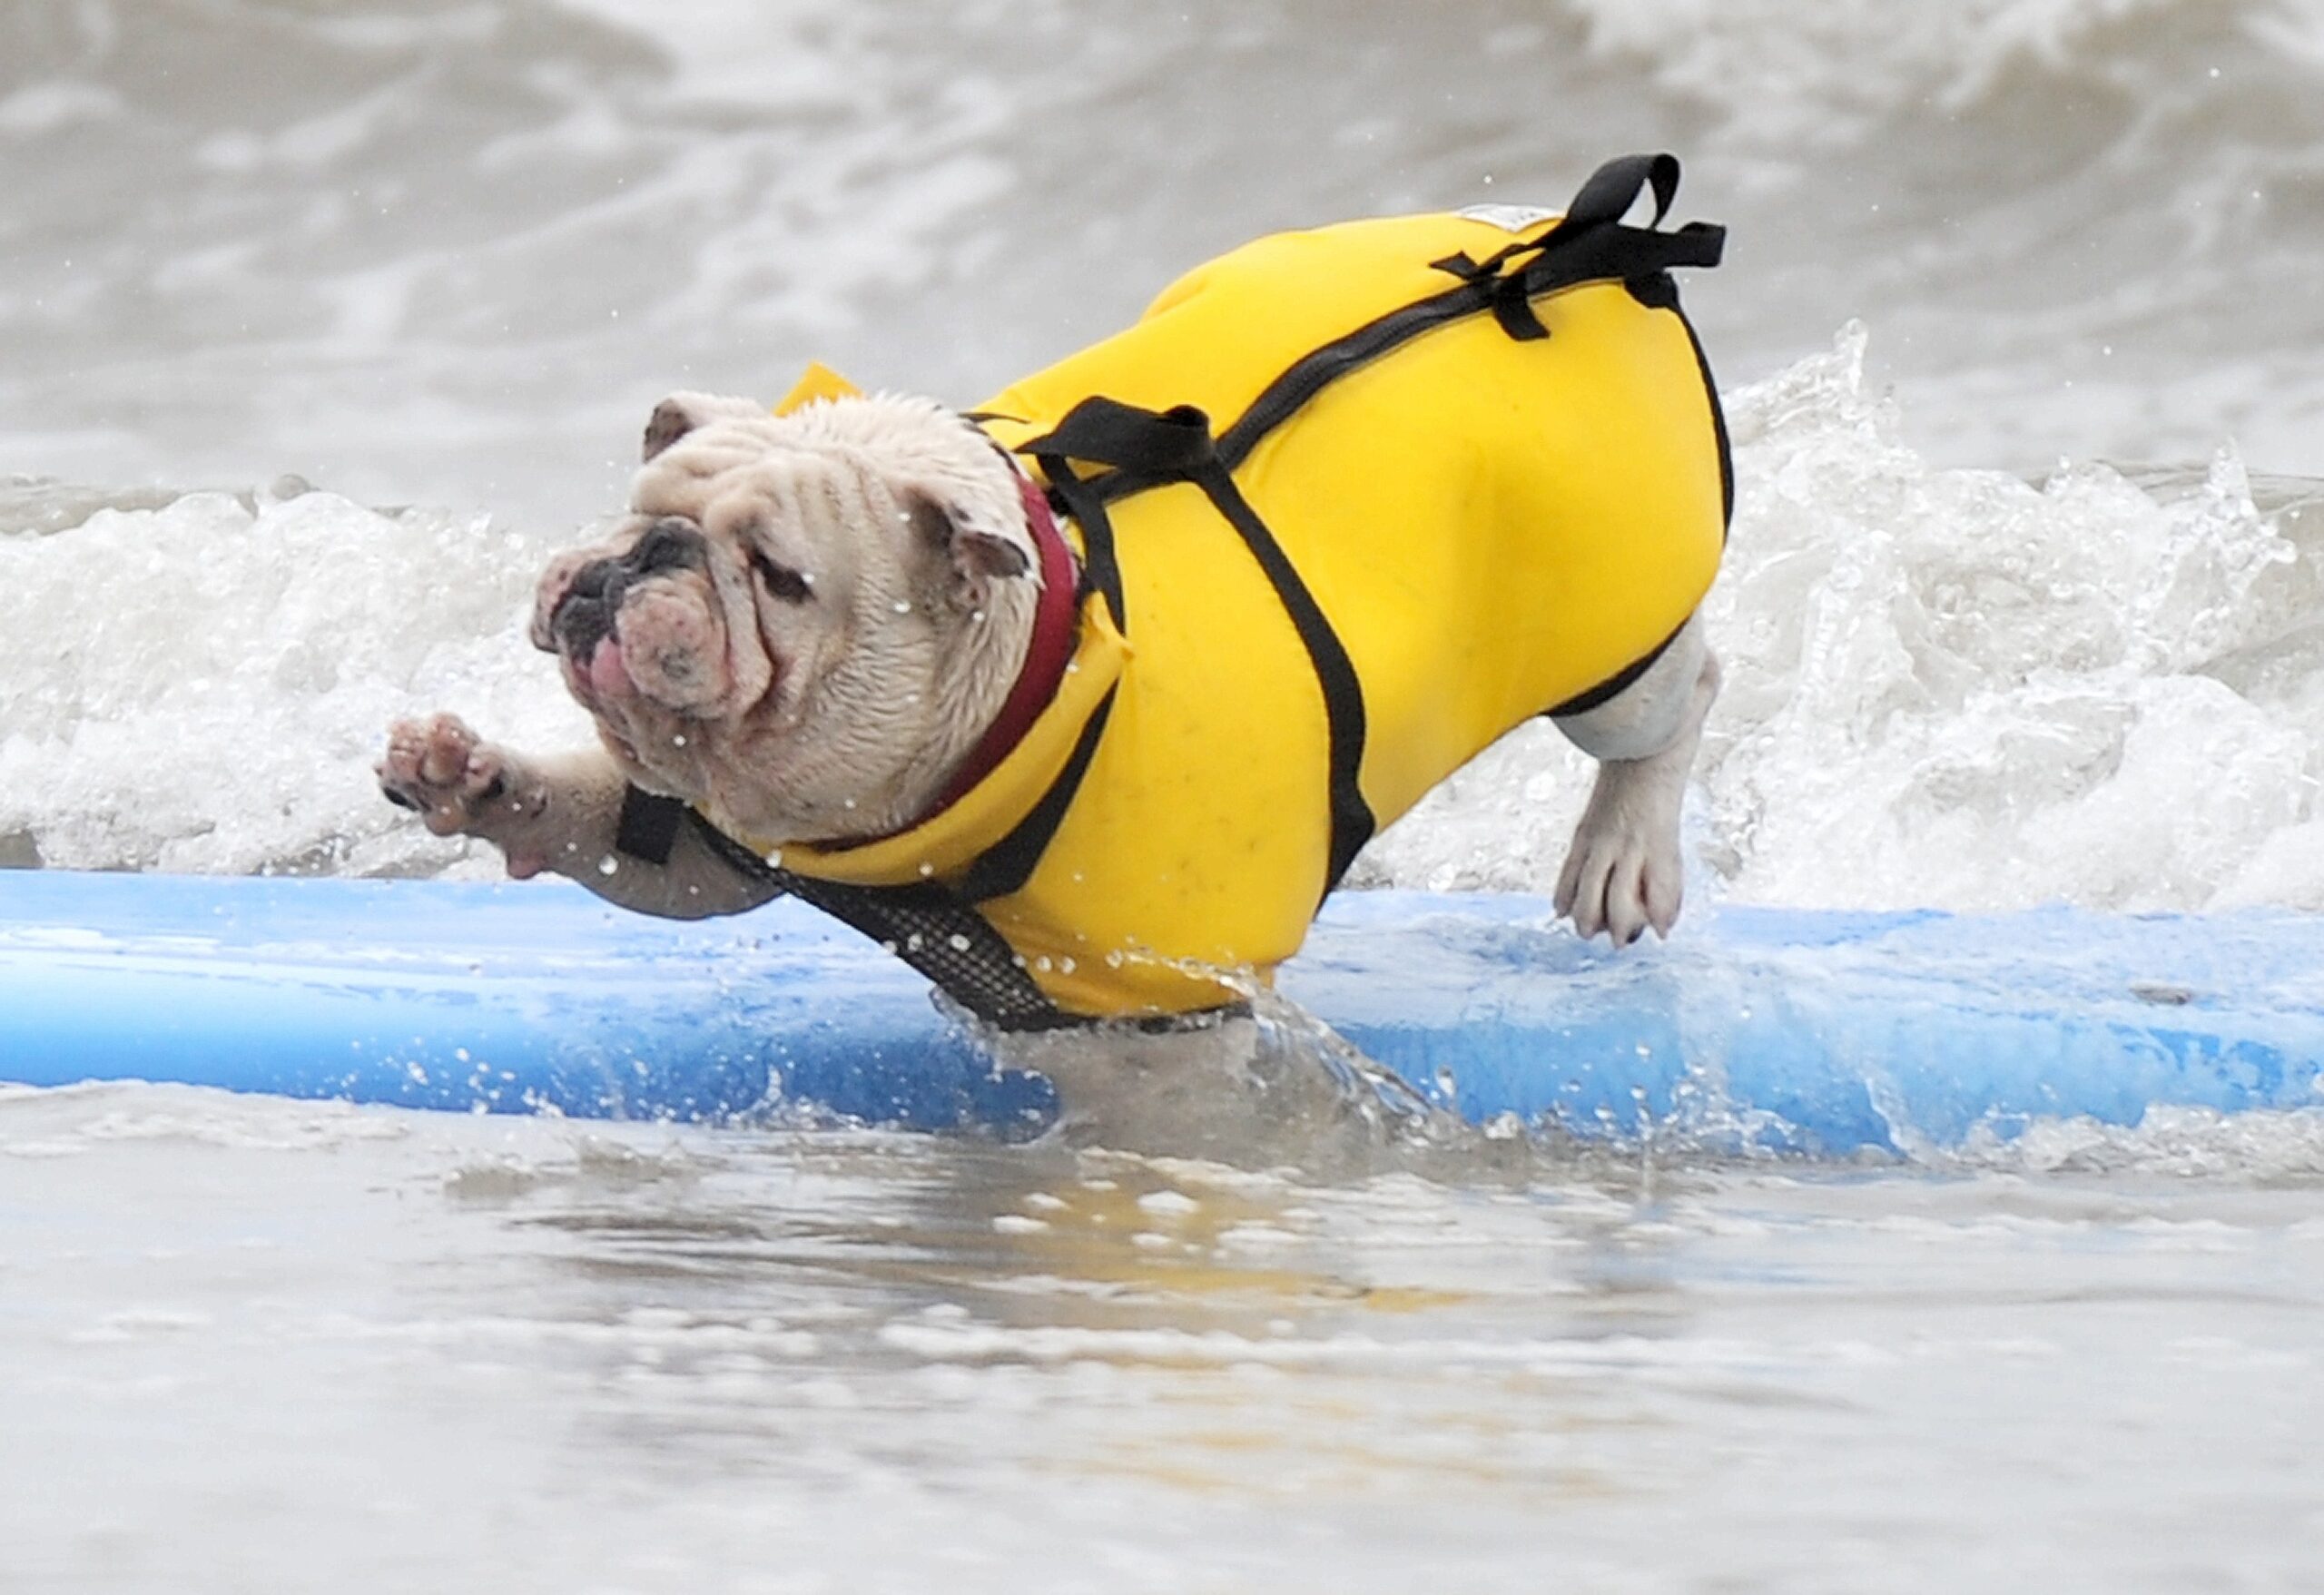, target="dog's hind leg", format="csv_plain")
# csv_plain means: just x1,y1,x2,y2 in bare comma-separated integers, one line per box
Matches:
1548,613,1720,945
